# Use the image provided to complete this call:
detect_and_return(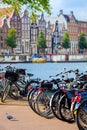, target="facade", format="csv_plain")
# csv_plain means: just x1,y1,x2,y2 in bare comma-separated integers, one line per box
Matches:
67,11,78,54
0,7,14,54
21,10,30,54
78,21,87,37
30,22,38,55
52,21,60,54
10,9,22,54
0,7,22,54
38,14,54,54
46,21,52,54
58,10,78,54
0,7,87,56
0,19,9,54
38,13,46,36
